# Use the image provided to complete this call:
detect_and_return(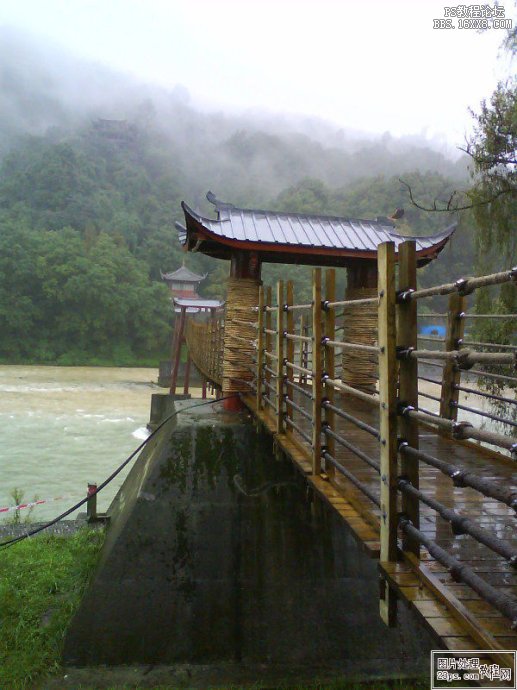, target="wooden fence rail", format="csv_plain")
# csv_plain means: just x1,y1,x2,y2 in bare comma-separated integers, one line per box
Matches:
183,240,517,645
185,316,224,386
